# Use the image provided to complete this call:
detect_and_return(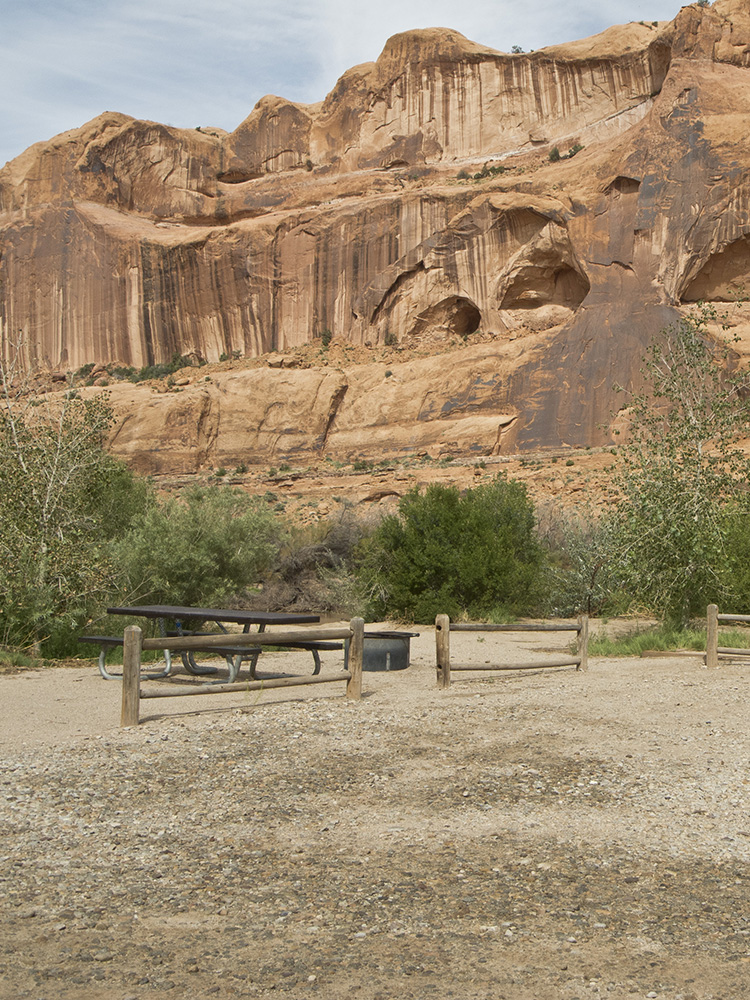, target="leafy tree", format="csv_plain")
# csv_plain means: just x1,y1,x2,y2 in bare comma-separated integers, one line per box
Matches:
113,485,286,609
358,475,544,623
0,344,152,653
609,304,750,624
